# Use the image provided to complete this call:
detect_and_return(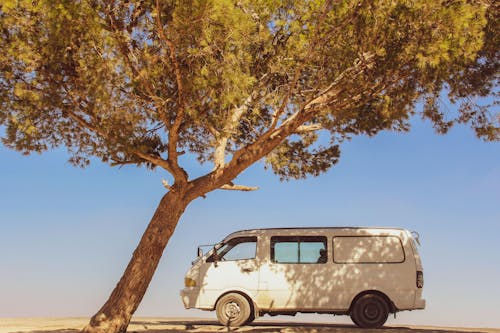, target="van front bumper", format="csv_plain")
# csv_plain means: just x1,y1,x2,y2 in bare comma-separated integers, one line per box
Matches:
180,287,199,309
